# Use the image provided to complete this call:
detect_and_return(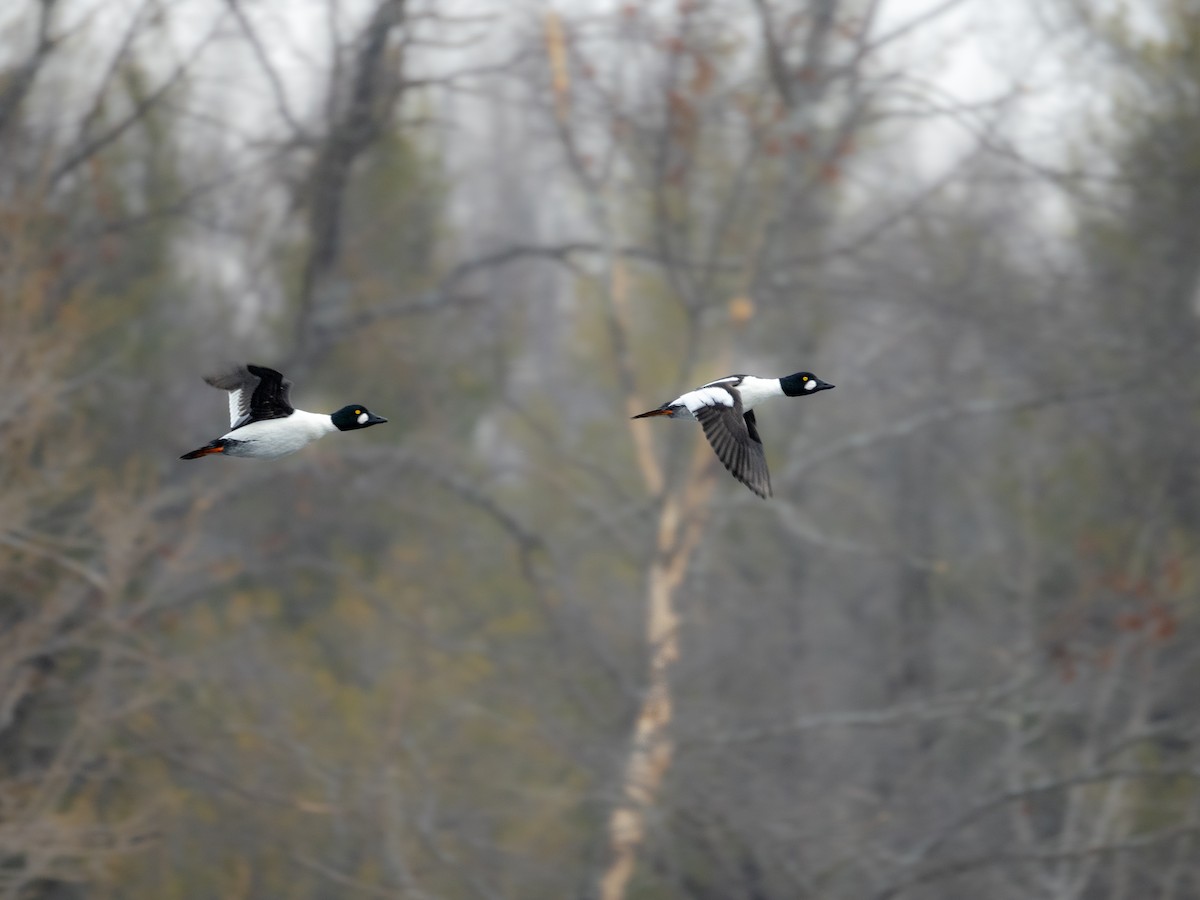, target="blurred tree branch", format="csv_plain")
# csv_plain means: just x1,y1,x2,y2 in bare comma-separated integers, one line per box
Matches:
0,0,58,141
293,0,409,364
